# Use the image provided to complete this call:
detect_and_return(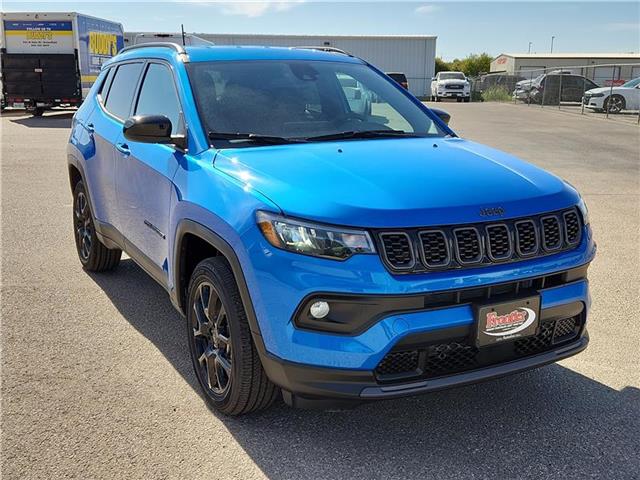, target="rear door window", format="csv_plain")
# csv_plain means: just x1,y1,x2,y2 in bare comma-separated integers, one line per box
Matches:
134,63,183,133
98,67,116,102
104,62,144,120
